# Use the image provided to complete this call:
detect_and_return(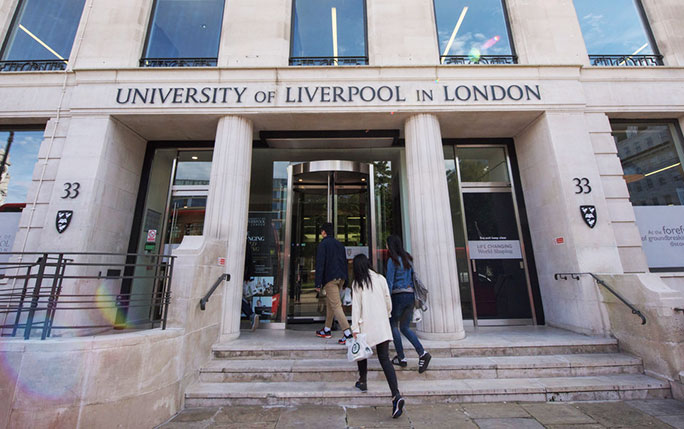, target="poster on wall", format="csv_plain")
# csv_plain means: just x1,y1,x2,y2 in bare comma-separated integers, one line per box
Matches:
0,212,21,264
634,206,684,269
468,240,523,260
247,212,277,276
